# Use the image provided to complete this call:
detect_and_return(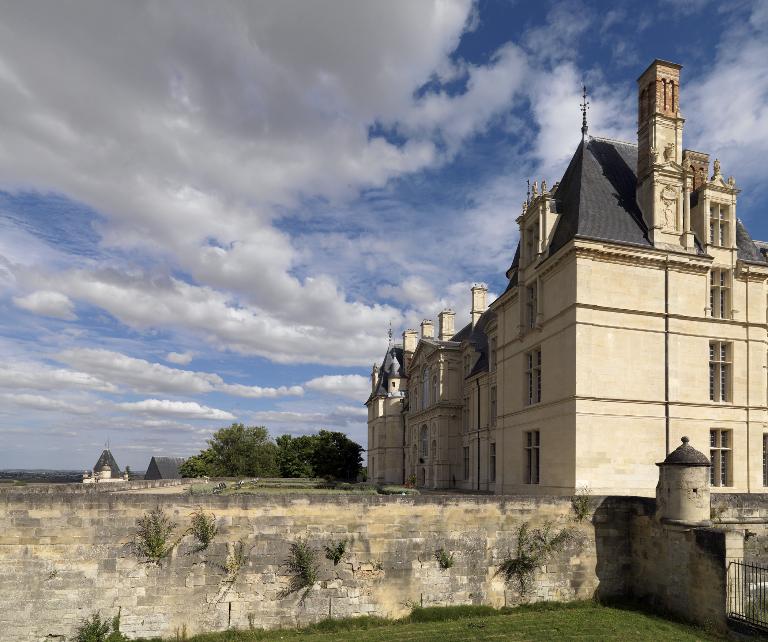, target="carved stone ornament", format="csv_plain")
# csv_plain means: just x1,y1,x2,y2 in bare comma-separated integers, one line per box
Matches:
661,185,678,229
650,147,659,164
712,158,721,178
663,142,674,162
